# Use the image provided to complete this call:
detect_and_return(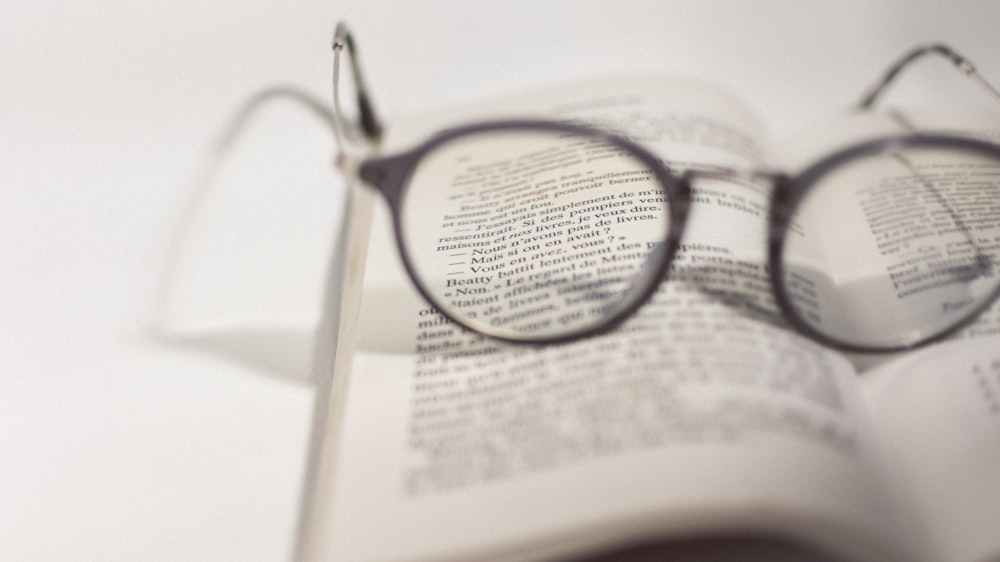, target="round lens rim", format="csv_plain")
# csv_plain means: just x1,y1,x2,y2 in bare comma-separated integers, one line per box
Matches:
386,119,689,344
769,133,1000,353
